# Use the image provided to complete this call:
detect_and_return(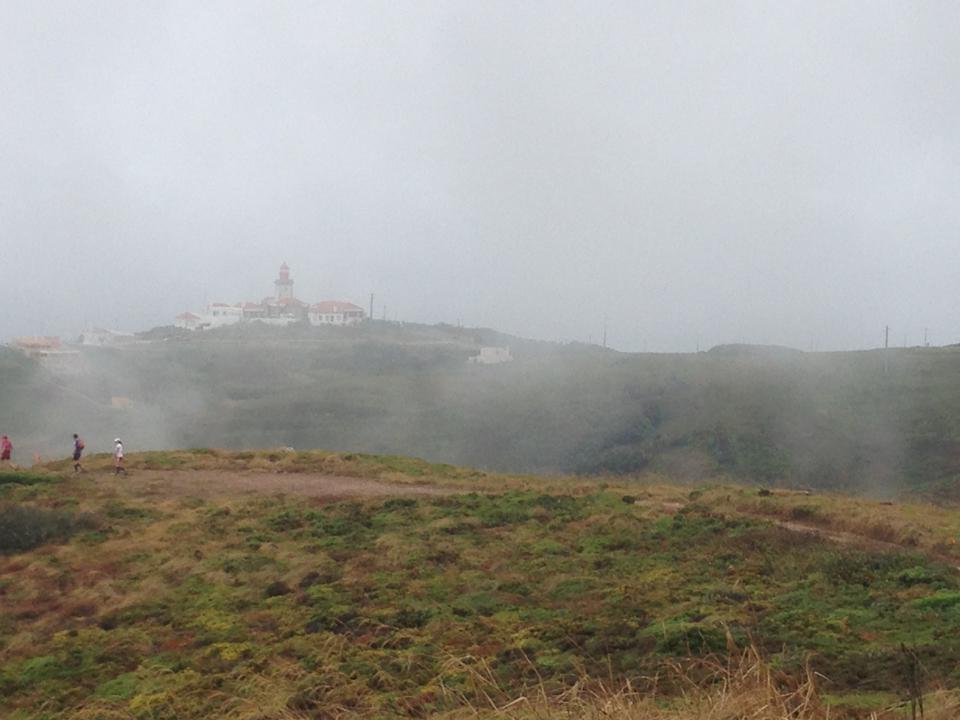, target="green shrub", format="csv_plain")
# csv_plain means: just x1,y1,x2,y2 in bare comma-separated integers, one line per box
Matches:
0,471,61,486
549,577,597,599
789,505,818,521
0,504,97,553
95,672,139,700
451,591,506,617
898,565,946,587
652,621,730,655
104,501,158,521
266,508,303,532
391,606,433,628
140,451,187,468
912,590,960,610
